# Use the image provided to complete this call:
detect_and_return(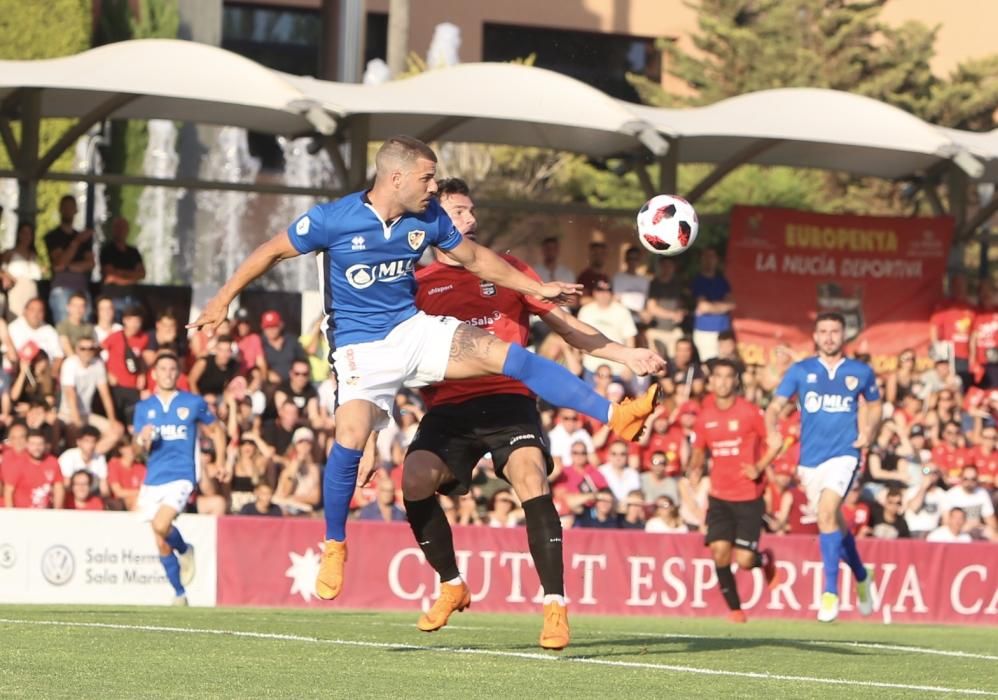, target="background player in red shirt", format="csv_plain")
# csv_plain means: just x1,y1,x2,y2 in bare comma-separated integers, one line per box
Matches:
689,359,778,622
403,178,666,650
